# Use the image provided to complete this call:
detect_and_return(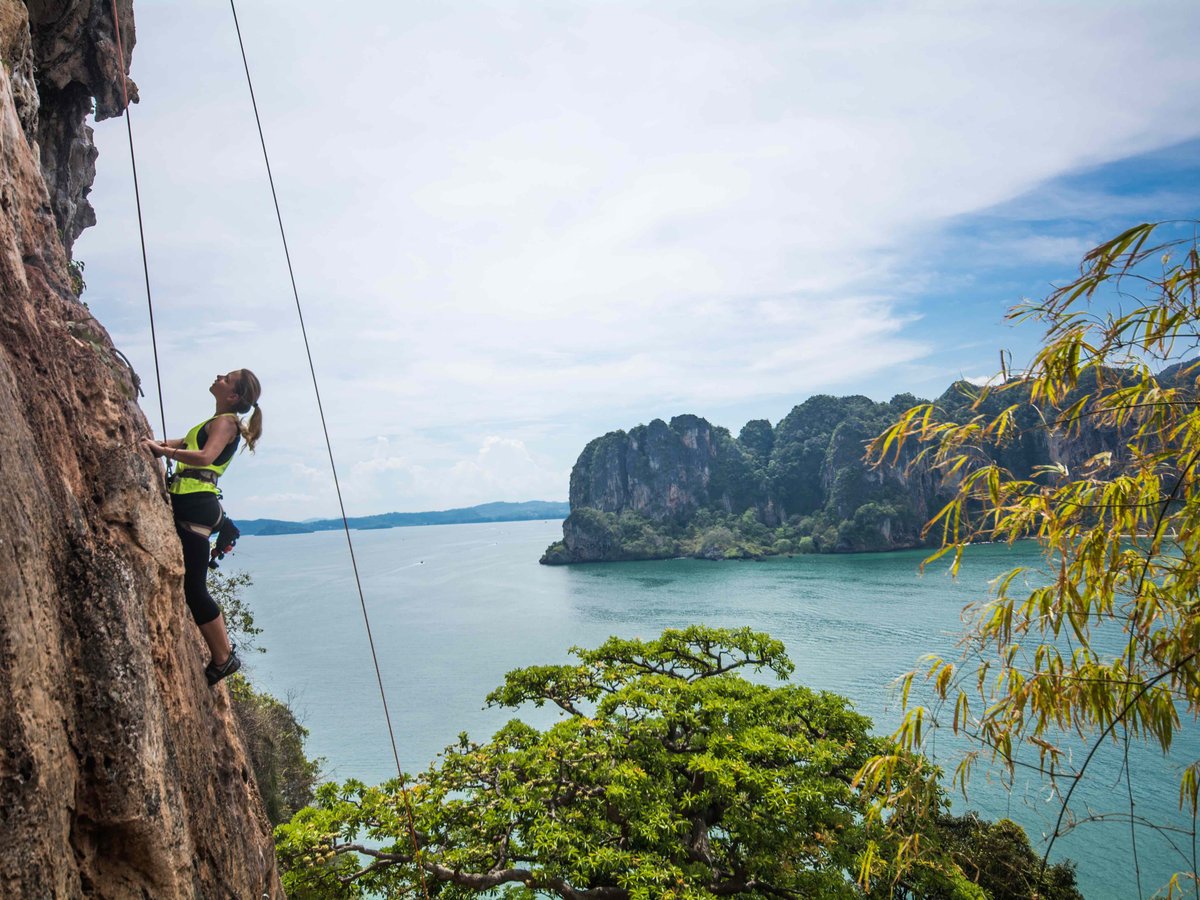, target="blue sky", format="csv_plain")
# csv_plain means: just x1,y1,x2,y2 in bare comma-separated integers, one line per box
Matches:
76,1,1200,518
876,139,1200,393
